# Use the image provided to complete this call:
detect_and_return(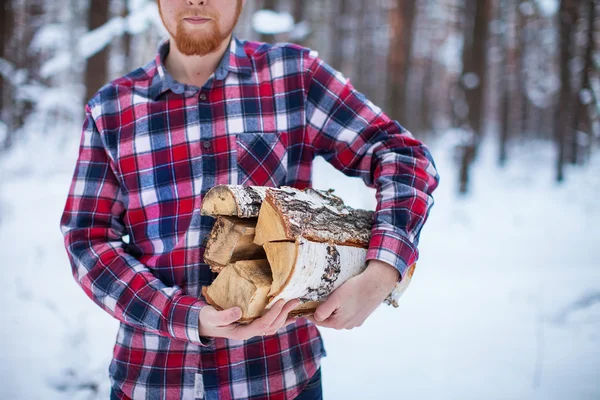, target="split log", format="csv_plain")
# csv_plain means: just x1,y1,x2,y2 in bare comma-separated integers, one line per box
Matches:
203,216,265,273
202,258,321,323
202,259,273,322
253,187,374,247
200,185,267,218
